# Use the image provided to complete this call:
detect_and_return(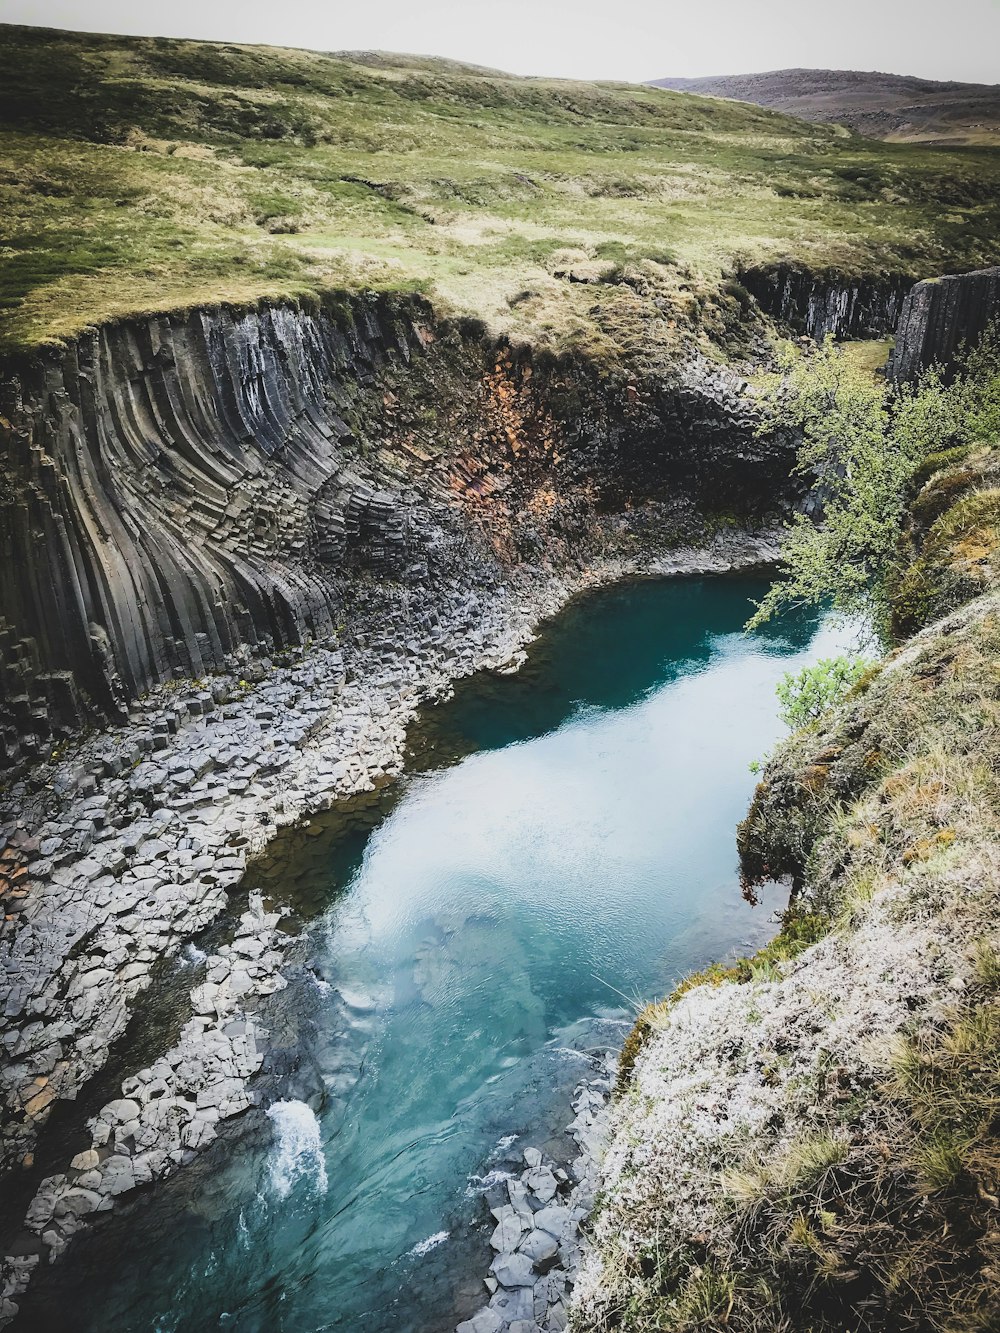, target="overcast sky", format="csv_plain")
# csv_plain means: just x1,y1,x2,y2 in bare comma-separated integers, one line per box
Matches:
4,0,1000,85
